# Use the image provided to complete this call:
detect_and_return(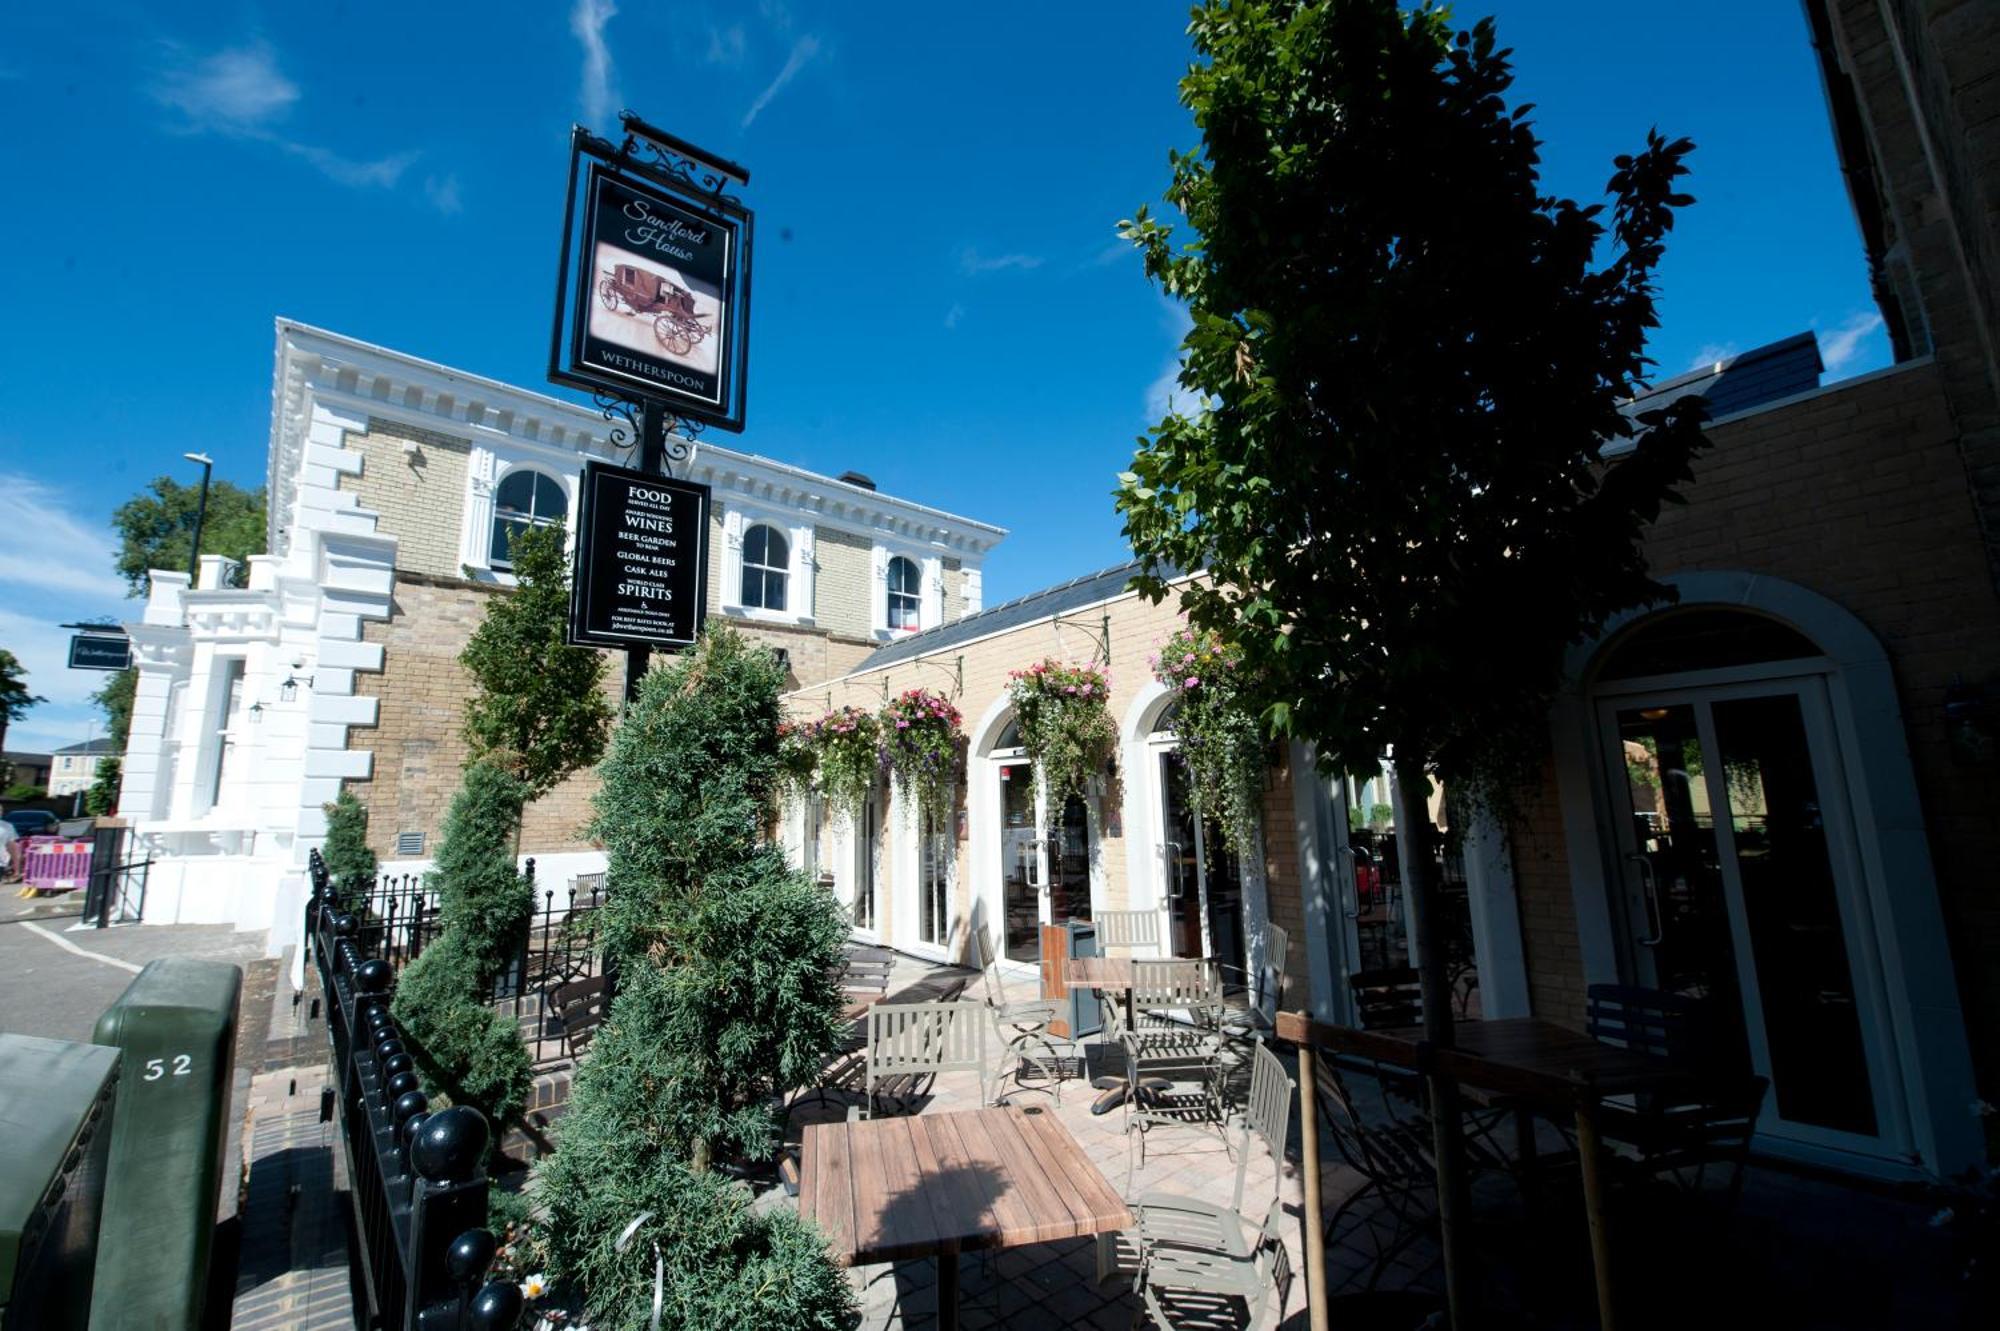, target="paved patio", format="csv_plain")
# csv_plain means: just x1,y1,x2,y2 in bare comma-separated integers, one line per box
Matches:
777,951,1971,1331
